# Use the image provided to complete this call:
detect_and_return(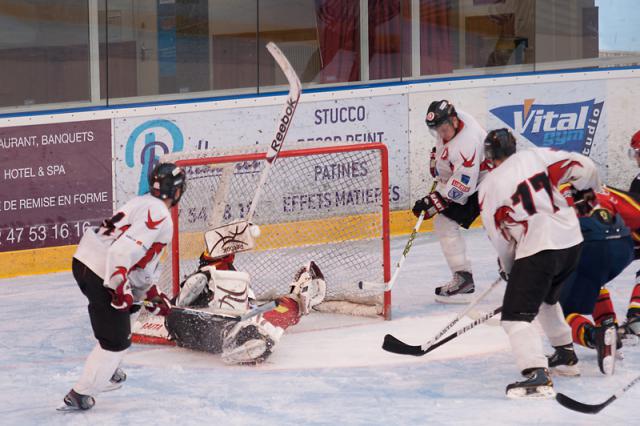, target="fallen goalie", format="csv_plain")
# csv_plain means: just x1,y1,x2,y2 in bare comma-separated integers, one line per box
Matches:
164,252,326,364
